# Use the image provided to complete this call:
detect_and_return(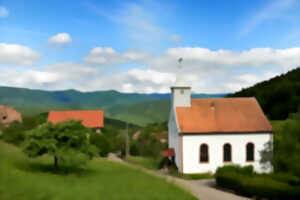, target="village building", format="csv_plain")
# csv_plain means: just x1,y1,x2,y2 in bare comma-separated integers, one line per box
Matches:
167,74,273,174
48,110,104,132
0,105,22,125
